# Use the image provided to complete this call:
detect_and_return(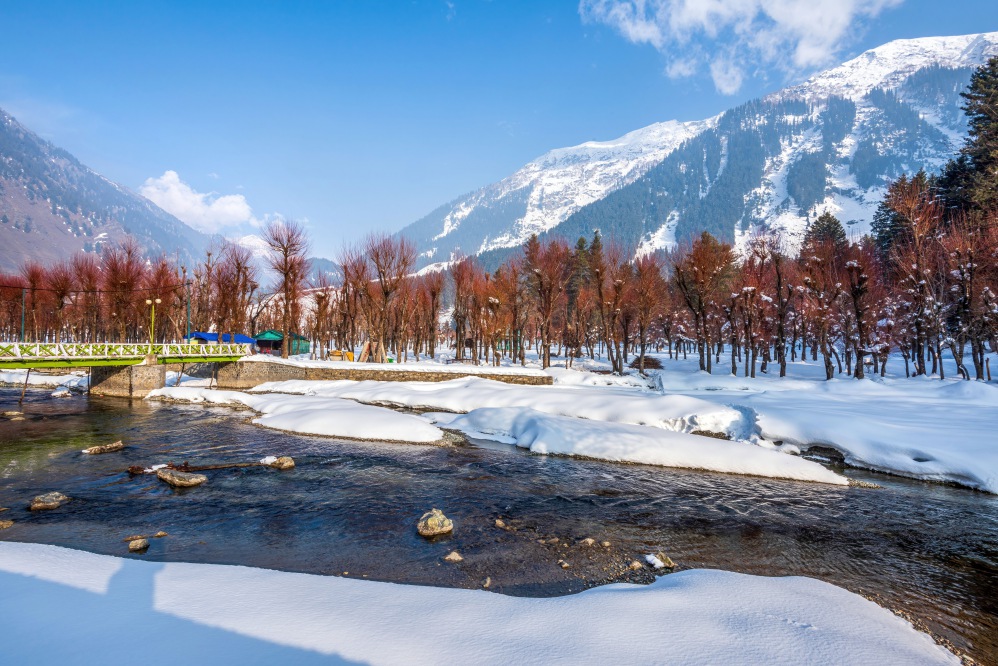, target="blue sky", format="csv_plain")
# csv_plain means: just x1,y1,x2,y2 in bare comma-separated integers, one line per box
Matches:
2,0,996,258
